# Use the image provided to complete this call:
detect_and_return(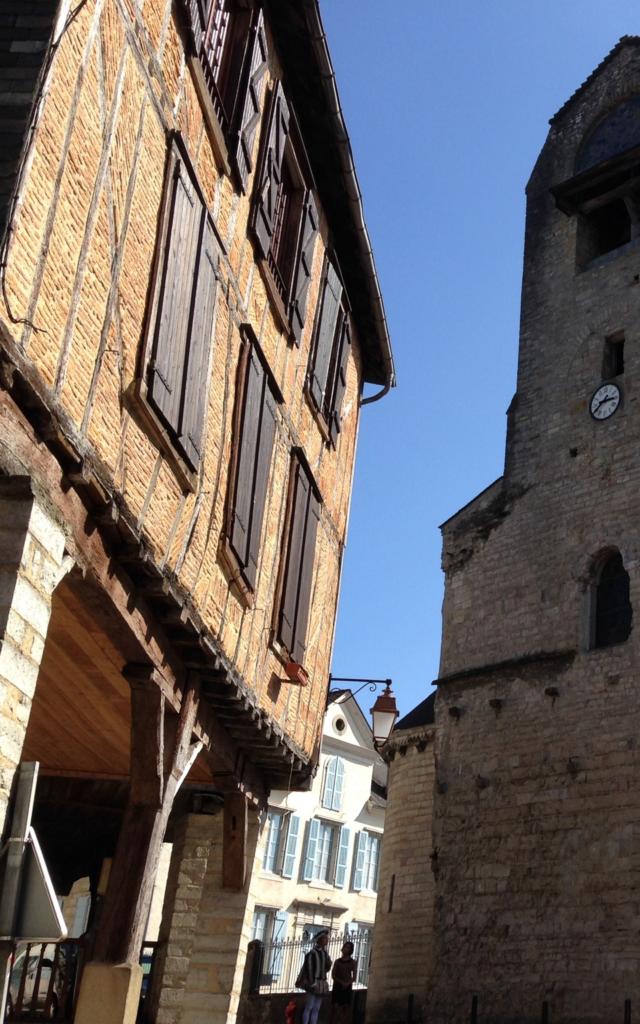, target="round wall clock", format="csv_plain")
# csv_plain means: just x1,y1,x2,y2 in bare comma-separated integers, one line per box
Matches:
589,382,621,421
